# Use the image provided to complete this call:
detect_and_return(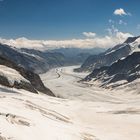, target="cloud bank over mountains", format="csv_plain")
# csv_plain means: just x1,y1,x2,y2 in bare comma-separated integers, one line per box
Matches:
0,30,133,50
0,7,133,51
